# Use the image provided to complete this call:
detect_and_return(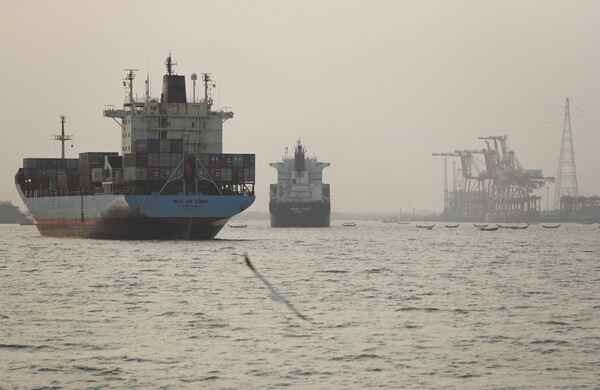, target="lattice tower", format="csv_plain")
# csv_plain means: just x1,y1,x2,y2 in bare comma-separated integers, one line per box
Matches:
553,97,579,210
